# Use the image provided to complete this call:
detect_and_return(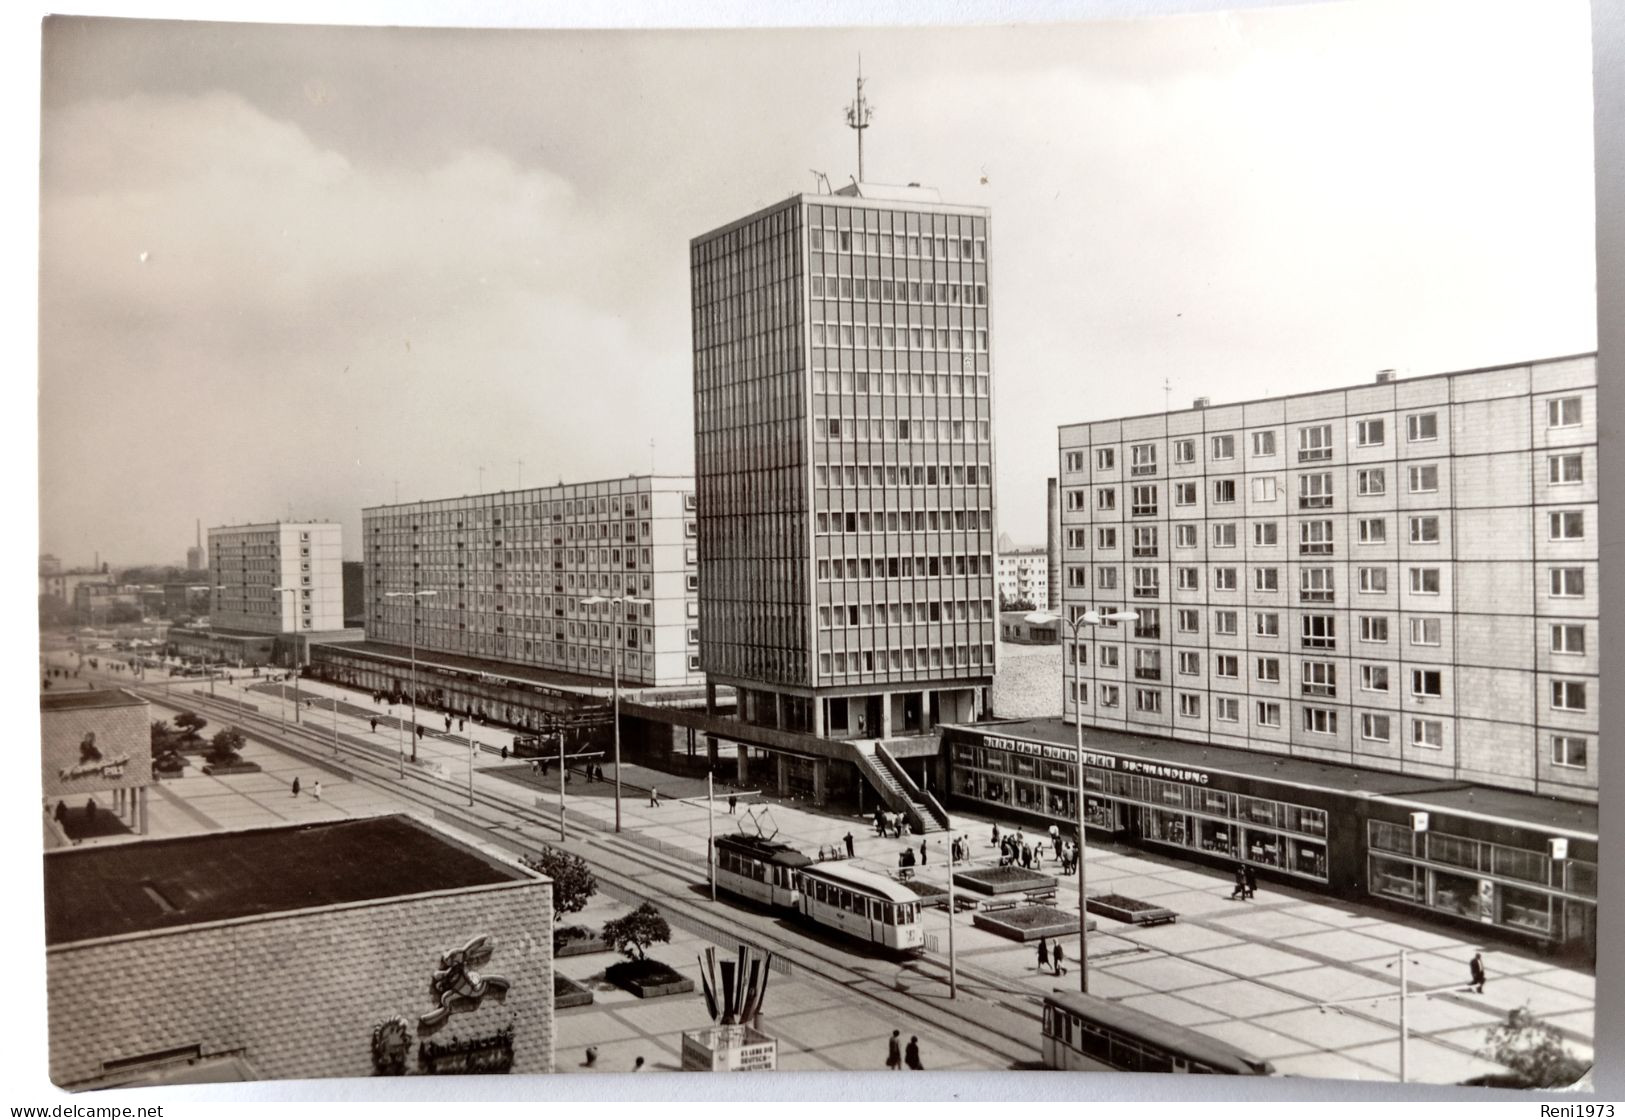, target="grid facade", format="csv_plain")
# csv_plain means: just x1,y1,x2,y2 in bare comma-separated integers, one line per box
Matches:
1057,355,1598,802
363,476,701,688
208,522,344,635
692,188,998,735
